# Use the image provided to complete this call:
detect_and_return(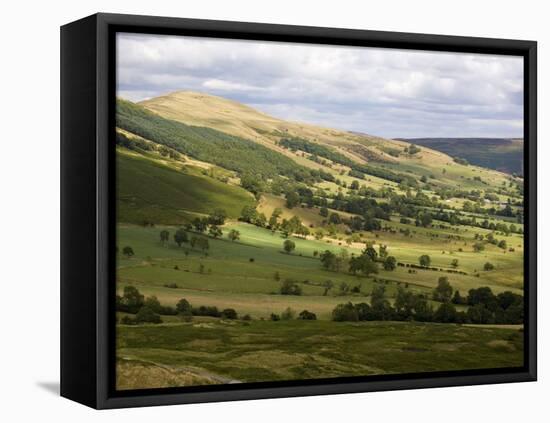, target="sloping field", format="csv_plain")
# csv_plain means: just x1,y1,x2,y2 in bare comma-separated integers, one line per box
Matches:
117,148,254,224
